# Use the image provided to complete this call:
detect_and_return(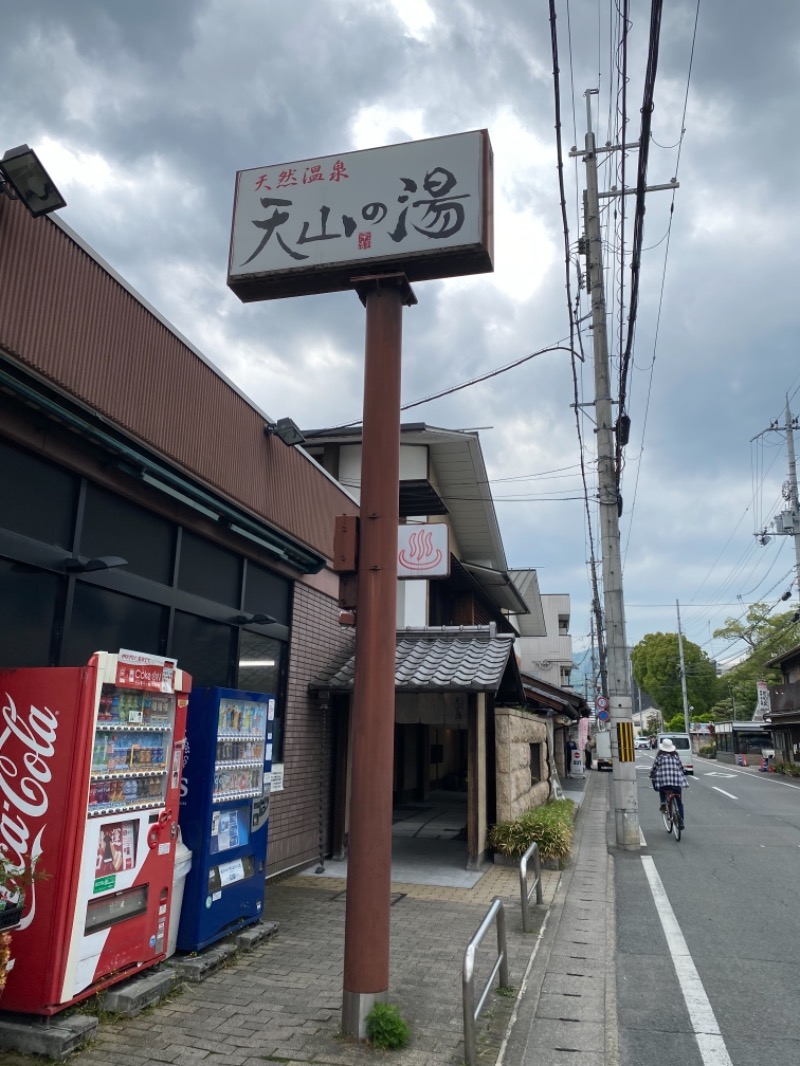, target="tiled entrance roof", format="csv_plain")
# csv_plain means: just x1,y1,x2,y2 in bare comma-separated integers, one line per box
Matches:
310,625,522,698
